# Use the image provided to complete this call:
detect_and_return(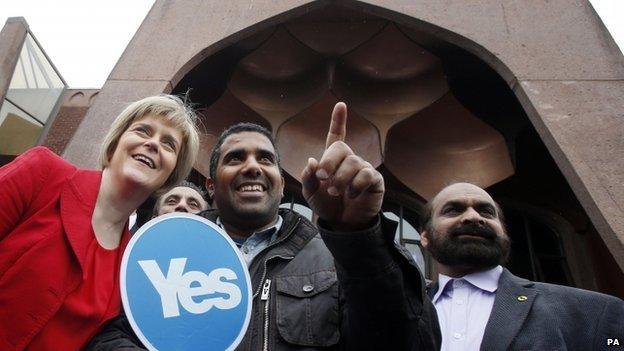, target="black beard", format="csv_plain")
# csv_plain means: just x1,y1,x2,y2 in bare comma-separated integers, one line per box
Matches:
216,198,281,232
427,223,511,270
